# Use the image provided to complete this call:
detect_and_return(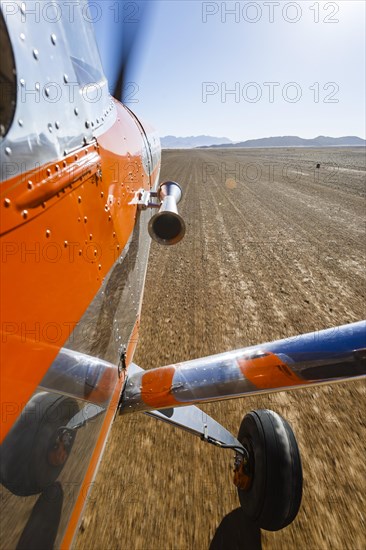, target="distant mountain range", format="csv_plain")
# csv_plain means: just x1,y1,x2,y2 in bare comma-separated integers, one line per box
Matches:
161,135,233,148
161,135,366,149
203,135,366,148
